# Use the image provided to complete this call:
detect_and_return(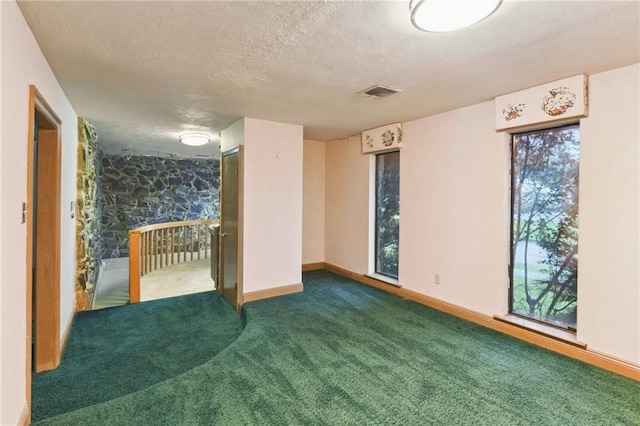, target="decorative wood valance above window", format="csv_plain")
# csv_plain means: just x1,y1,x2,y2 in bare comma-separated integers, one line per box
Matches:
361,123,402,154
495,74,588,131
